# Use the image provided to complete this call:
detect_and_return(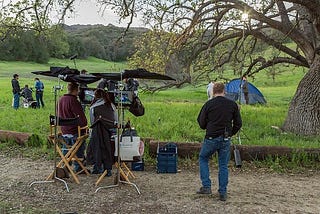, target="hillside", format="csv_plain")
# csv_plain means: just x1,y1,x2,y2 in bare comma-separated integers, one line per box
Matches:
63,24,149,61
